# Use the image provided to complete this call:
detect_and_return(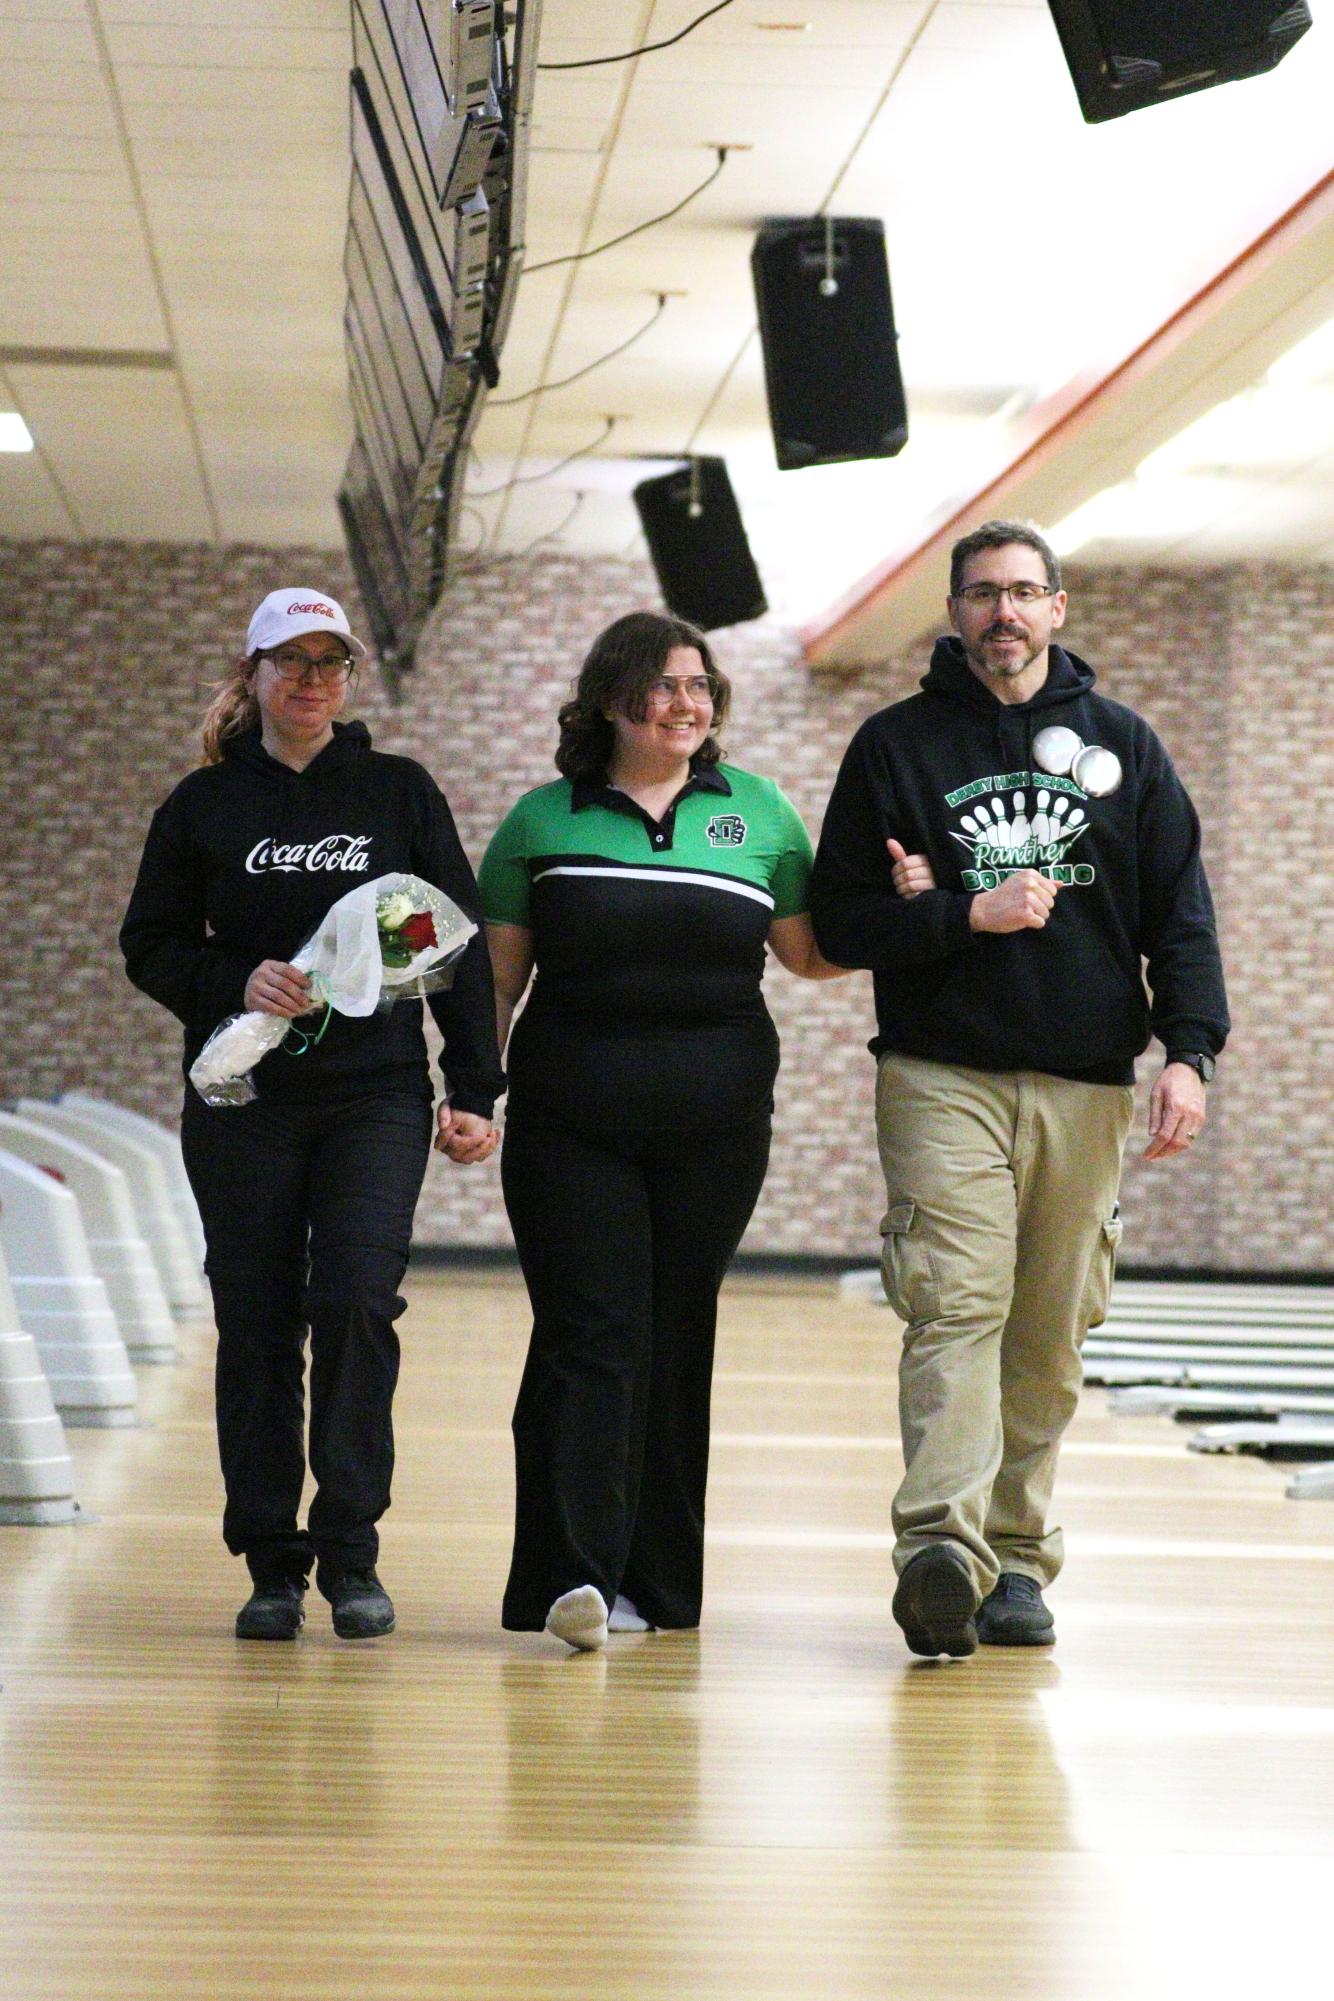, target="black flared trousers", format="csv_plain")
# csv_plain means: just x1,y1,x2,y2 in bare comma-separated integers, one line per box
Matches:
499,1112,772,1631
181,1083,433,1582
